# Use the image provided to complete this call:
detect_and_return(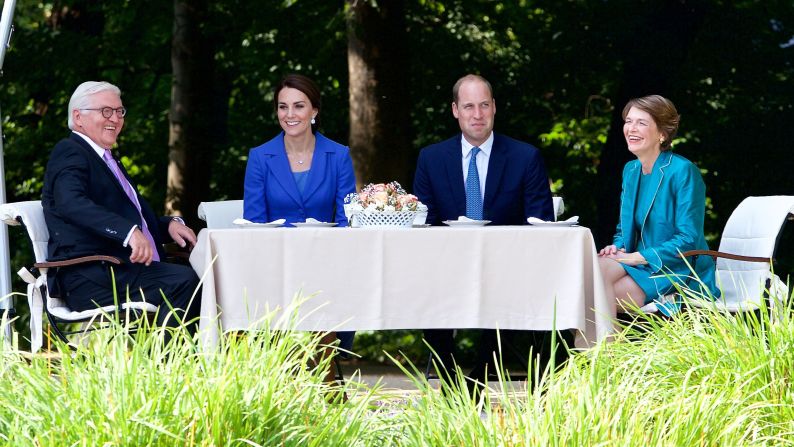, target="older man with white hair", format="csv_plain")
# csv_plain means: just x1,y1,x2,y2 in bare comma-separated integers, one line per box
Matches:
41,81,200,337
